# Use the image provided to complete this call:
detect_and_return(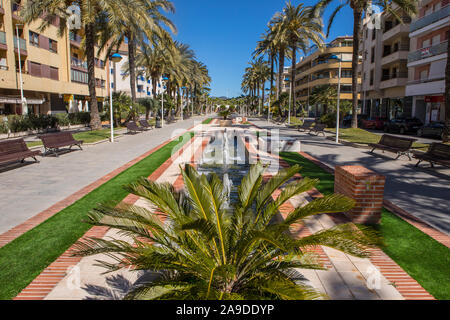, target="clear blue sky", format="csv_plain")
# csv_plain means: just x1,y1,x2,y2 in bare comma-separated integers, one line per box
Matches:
169,0,354,98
